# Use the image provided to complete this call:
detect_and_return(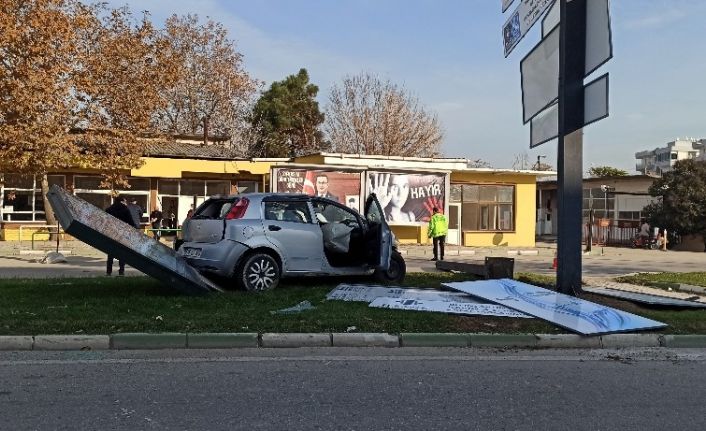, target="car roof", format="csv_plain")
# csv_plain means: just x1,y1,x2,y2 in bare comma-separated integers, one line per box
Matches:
207,192,311,202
